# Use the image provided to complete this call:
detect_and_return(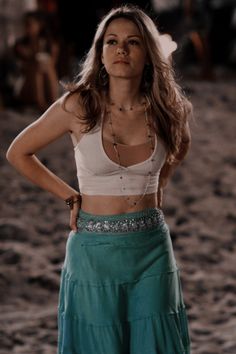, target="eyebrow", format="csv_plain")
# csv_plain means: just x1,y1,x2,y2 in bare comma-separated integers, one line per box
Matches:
105,34,141,38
